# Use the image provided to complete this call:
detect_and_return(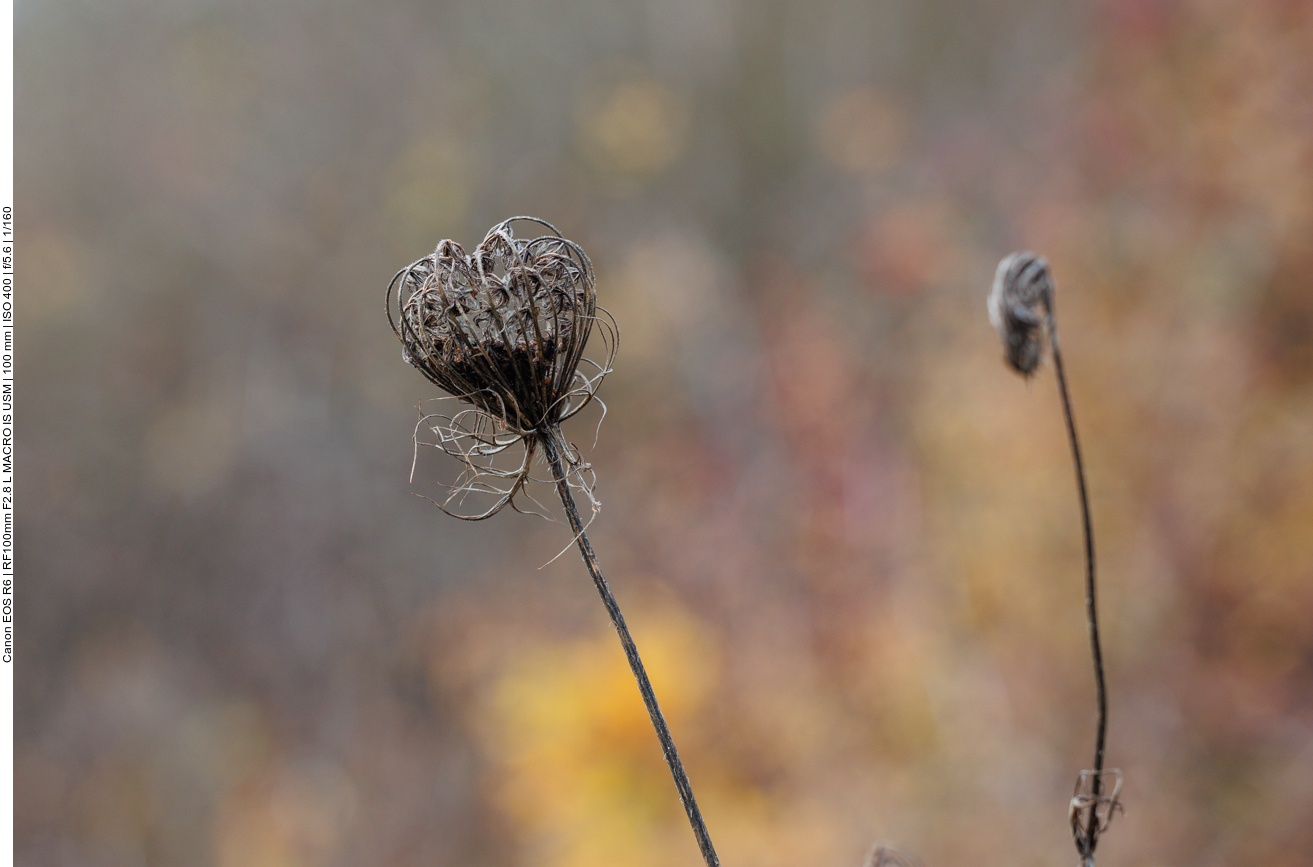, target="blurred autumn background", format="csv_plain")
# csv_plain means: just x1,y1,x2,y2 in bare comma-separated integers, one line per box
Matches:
16,0,1313,864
